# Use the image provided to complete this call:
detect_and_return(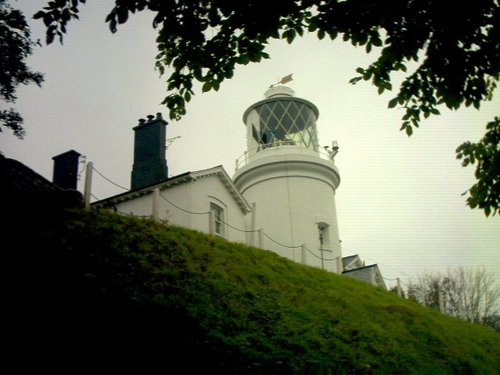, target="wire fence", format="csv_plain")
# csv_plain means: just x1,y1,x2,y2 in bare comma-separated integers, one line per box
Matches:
89,162,338,262
88,163,397,271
